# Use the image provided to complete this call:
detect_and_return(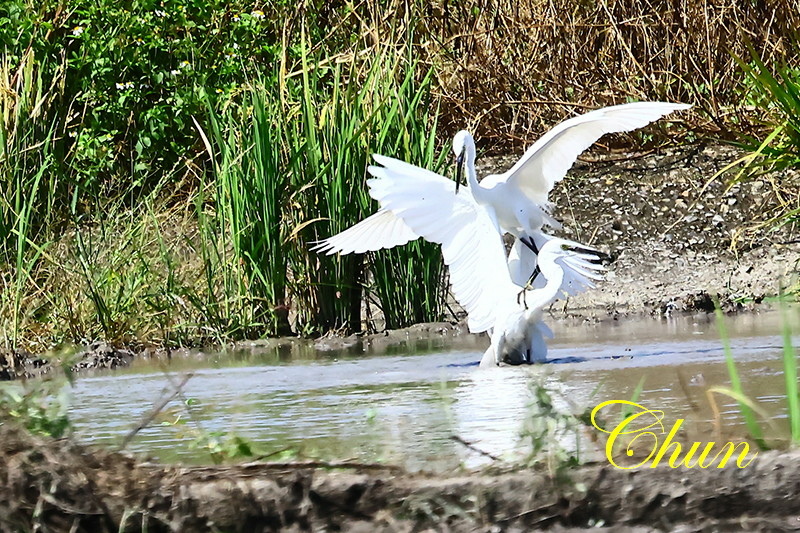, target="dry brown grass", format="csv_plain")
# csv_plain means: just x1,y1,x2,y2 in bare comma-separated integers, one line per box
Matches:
351,0,800,151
